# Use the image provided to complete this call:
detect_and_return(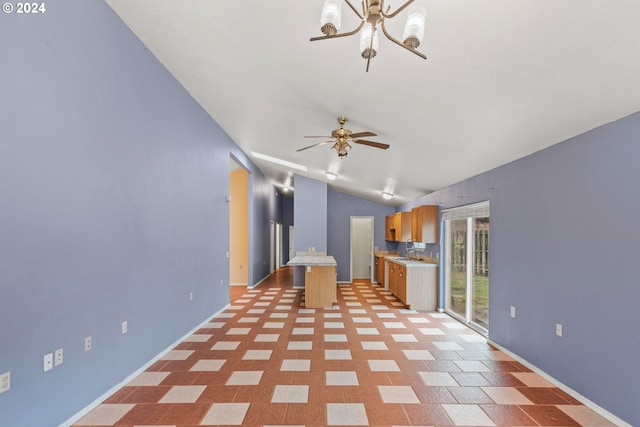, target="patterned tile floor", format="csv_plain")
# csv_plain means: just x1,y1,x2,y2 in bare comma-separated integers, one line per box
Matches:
73,267,614,426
